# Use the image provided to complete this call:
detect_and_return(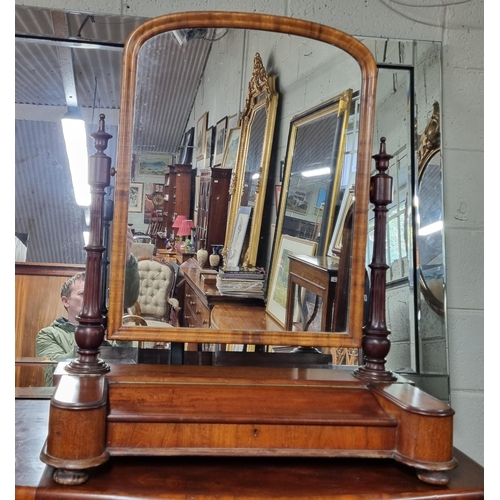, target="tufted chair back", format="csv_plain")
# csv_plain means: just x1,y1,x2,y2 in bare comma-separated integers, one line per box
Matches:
128,256,179,325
